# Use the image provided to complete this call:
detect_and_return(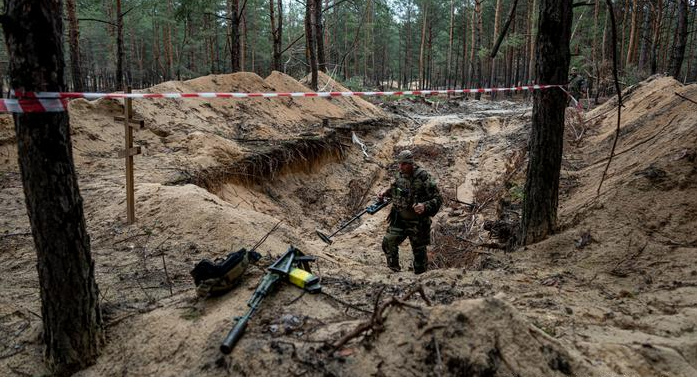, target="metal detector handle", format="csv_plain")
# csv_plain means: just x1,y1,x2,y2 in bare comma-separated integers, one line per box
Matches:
366,198,391,215
325,208,368,239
